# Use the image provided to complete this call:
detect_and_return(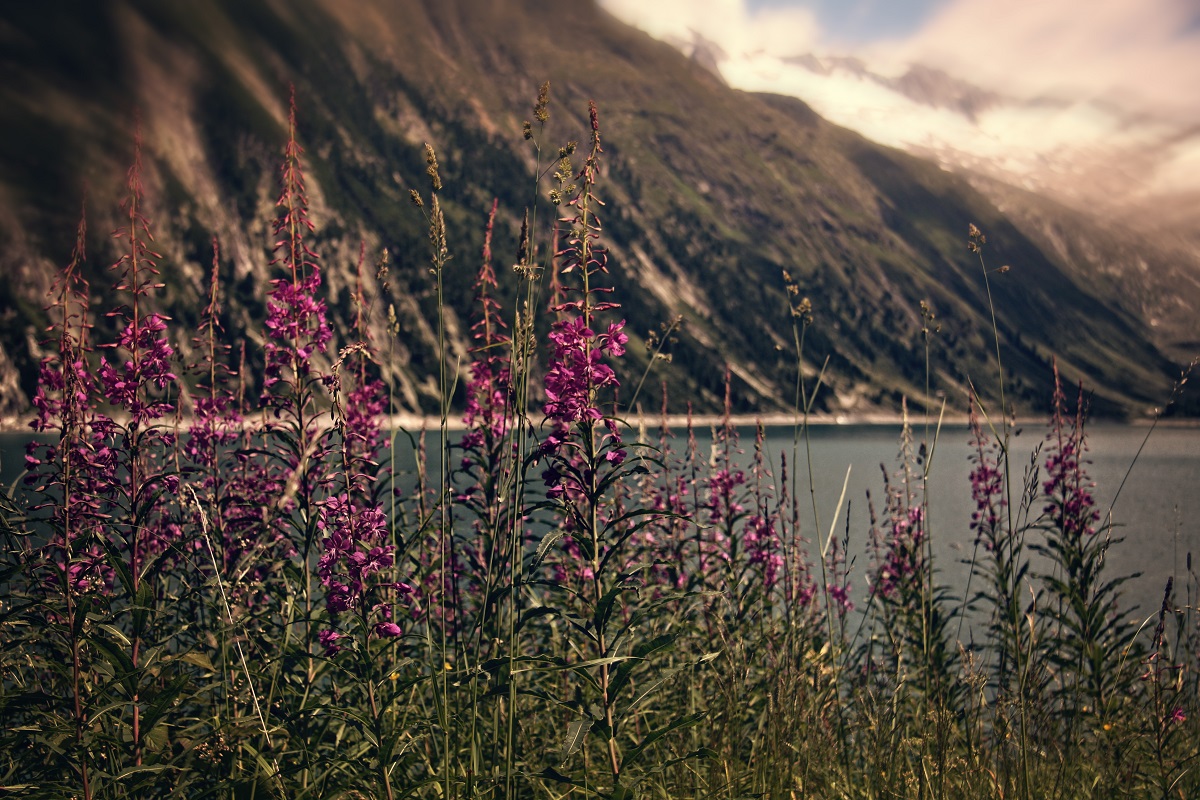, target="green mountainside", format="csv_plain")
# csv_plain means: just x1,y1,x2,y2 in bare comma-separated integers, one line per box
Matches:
0,0,1192,419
